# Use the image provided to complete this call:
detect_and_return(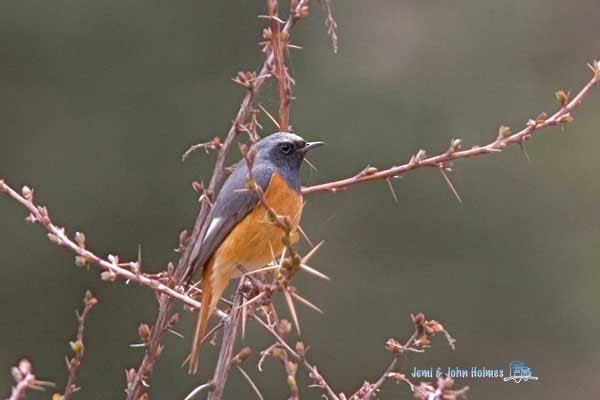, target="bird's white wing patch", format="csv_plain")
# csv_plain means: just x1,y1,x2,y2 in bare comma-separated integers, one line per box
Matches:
203,217,223,243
